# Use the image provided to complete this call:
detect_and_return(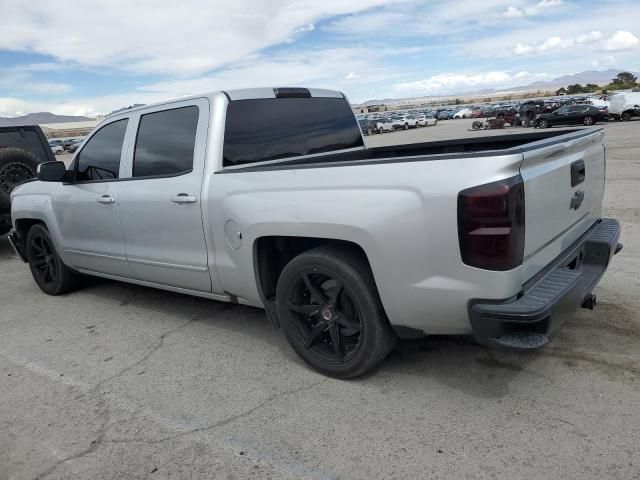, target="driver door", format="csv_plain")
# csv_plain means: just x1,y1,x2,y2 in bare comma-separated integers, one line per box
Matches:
52,118,133,277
